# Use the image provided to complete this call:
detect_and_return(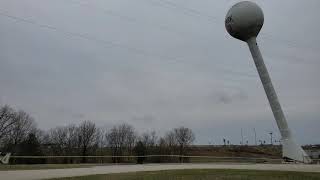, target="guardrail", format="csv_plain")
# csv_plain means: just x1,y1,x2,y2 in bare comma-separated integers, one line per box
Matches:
9,155,320,164
8,155,286,164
